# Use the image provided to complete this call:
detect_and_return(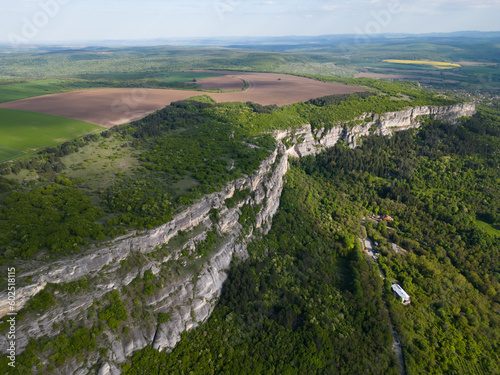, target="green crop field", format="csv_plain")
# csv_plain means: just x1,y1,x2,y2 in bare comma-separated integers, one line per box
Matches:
0,109,104,161
0,79,70,103
0,144,25,163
